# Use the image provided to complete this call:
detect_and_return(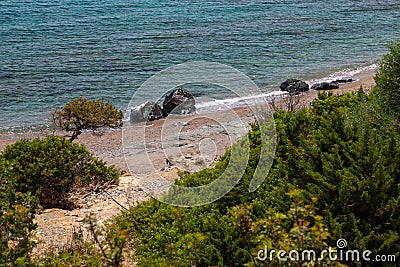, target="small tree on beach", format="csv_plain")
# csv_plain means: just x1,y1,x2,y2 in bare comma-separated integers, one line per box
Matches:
51,97,123,141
